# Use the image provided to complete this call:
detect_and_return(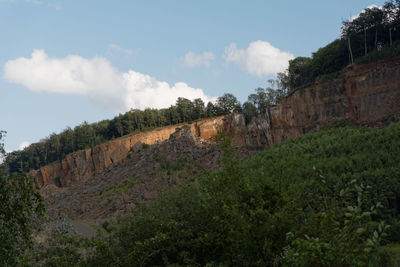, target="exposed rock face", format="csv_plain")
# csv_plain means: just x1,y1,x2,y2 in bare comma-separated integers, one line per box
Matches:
246,57,400,146
30,57,400,190
245,111,274,147
43,123,226,221
43,120,259,222
30,114,245,189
